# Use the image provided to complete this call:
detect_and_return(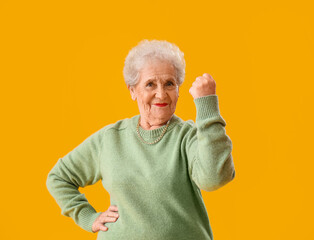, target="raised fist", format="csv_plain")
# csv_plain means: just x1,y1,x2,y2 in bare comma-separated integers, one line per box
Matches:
189,73,216,99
